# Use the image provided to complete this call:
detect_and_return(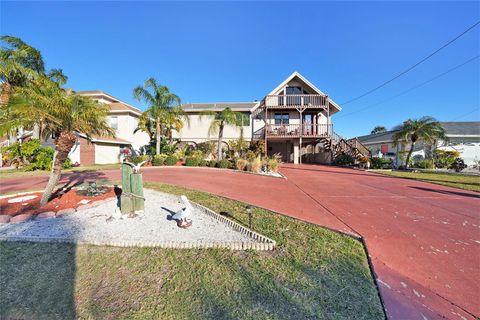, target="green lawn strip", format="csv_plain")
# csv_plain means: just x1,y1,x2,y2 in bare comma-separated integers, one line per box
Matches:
0,163,121,179
0,182,384,319
369,170,480,192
